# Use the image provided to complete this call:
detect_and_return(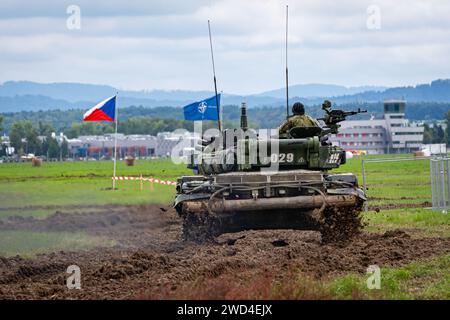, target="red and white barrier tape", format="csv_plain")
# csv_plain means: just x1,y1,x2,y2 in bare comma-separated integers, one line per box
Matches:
112,176,177,186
